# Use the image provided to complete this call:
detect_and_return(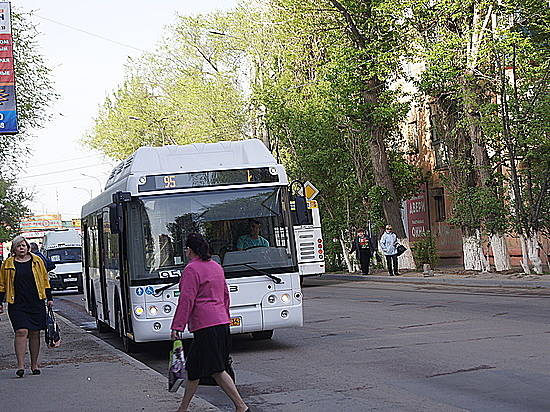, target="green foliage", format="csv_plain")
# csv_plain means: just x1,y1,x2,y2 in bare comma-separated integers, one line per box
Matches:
0,9,57,169
411,231,438,269
0,179,31,242
447,187,508,235
0,10,56,241
85,13,247,160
